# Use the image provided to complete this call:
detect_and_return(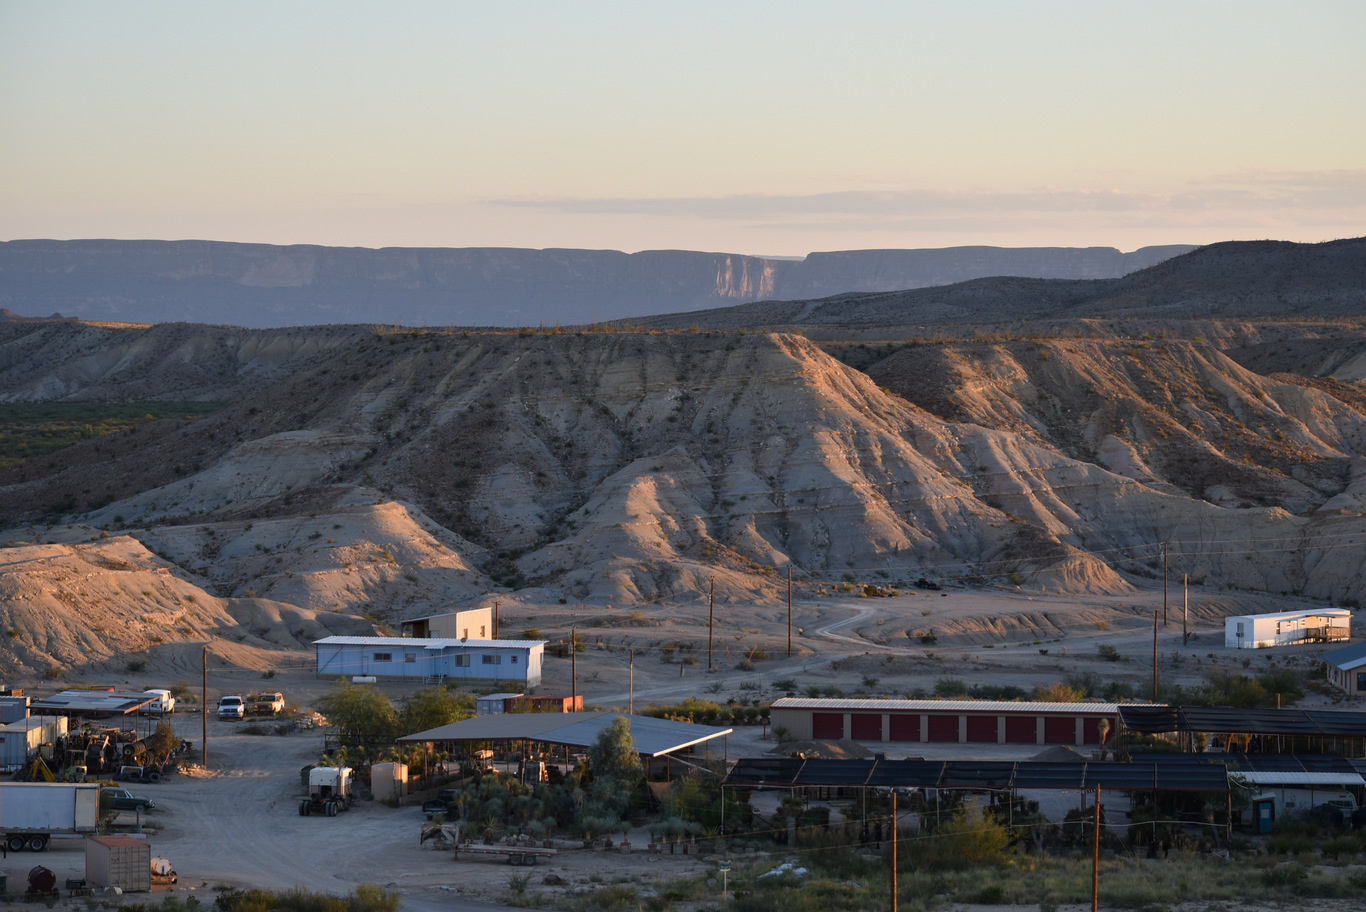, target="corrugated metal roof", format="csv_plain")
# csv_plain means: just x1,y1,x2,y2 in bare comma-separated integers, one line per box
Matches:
1323,641,1366,671
1120,705,1366,737
399,711,732,758
1233,771,1365,786
28,690,157,715
1226,609,1351,622
770,697,1151,715
314,636,544,648
724,758,1228,792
